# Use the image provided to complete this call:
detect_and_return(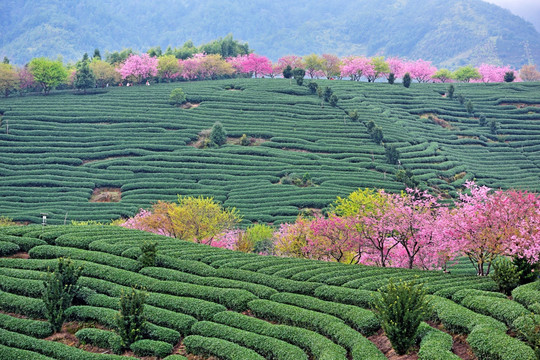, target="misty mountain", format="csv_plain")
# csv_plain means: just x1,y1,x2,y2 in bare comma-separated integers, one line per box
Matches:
1,0,539,68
